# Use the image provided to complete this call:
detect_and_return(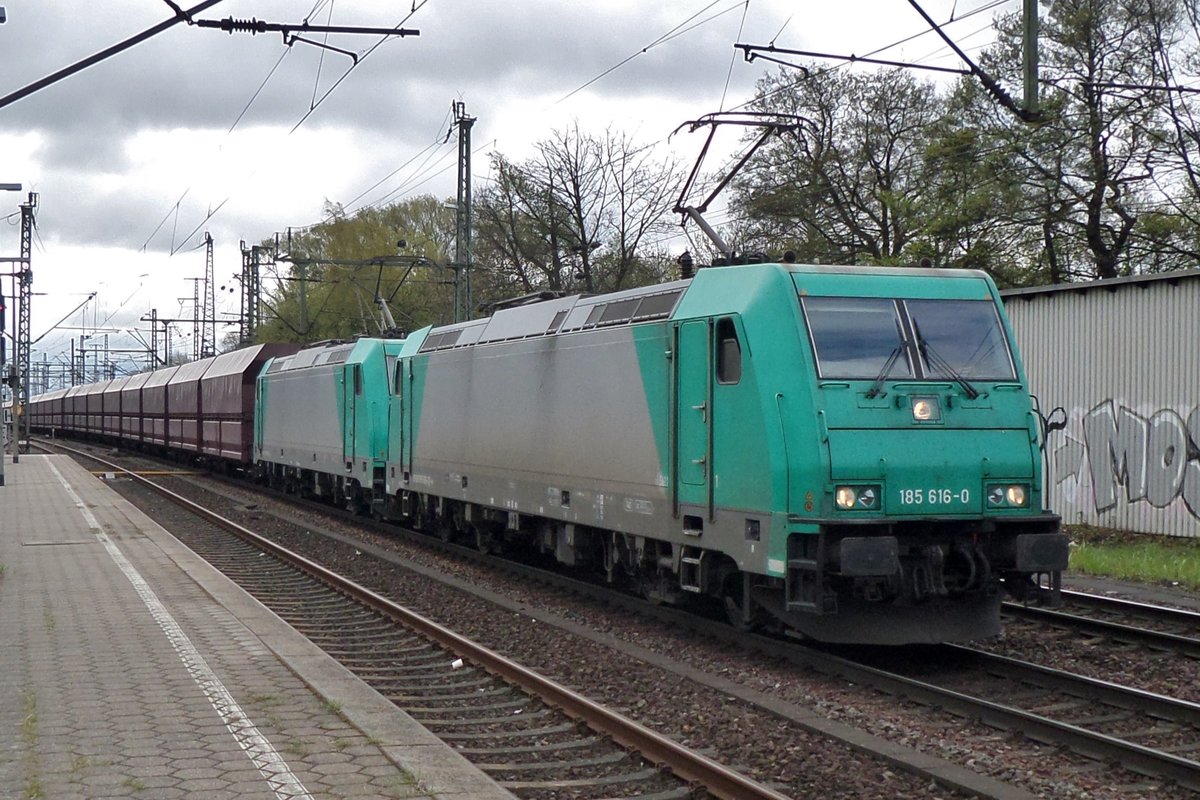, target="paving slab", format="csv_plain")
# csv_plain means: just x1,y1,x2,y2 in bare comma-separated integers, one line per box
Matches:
0,454,515,800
